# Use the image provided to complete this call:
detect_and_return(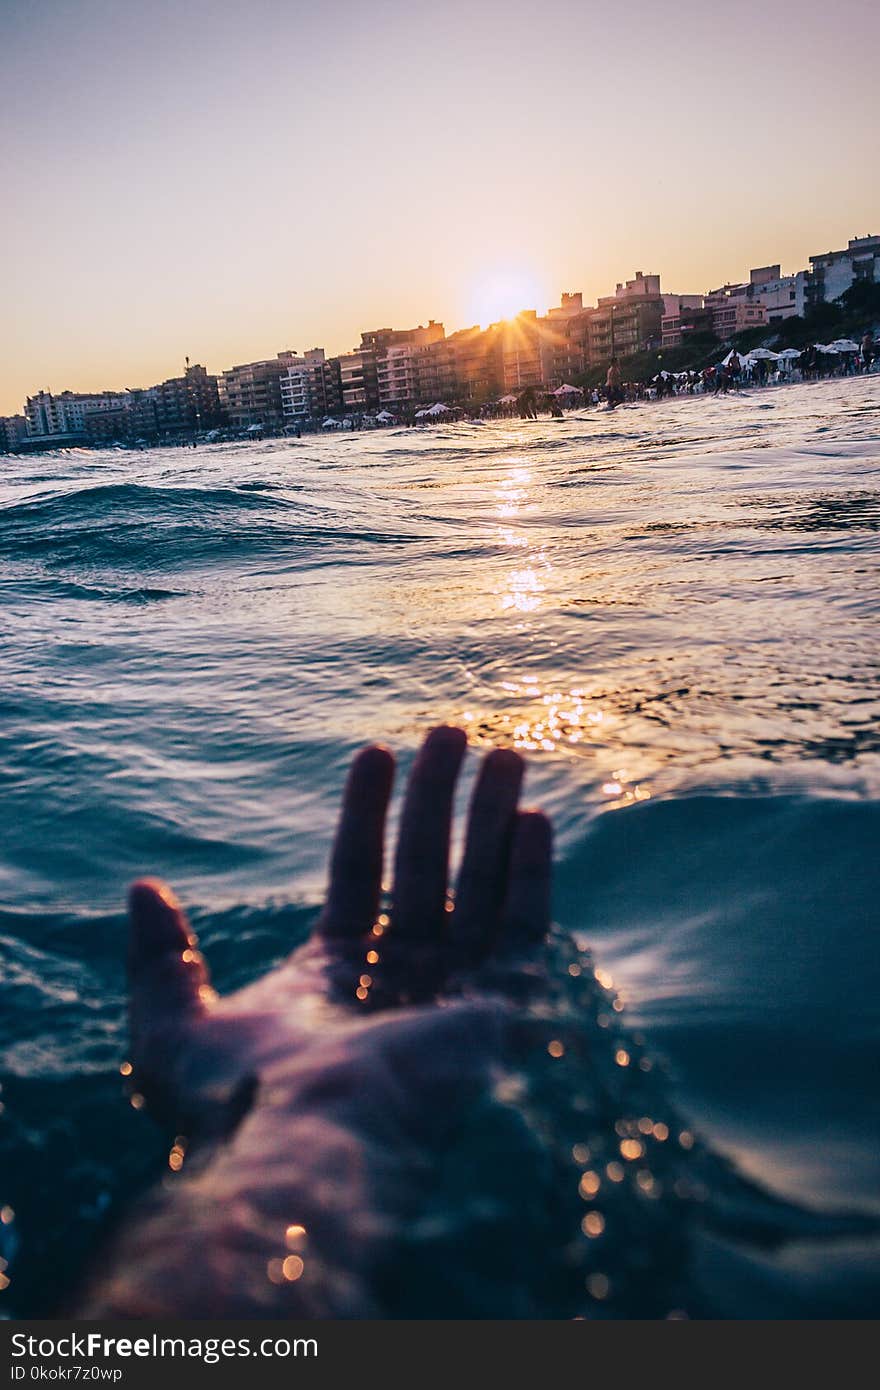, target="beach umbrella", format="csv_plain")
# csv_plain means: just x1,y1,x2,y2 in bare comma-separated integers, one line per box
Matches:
748,348,779,361
322,417,339,428
427,402,451,415
828,338,860,352
376,410,395,422
776,348,801,359
498,394,518,404
553,383,582,395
